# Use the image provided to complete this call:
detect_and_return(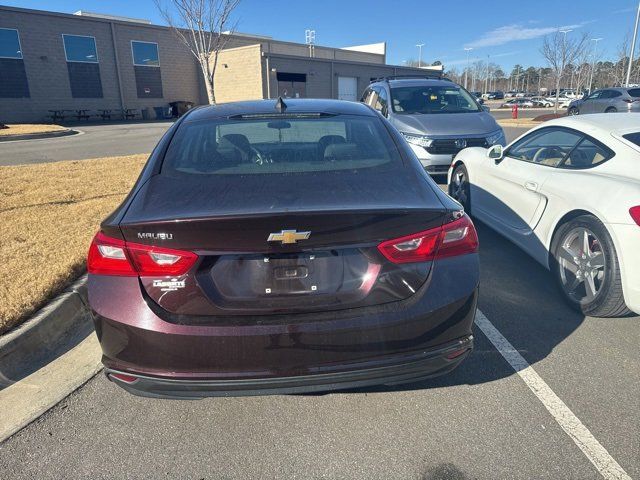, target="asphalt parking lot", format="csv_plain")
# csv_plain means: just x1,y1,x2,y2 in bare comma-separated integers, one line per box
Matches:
0,212,638,479
0,121,173,166
1,111,637,479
